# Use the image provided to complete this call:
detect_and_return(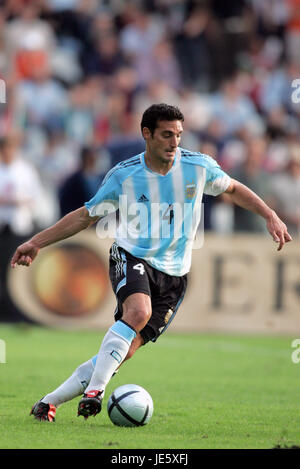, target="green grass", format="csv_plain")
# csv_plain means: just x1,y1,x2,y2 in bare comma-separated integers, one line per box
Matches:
0,324,299,449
